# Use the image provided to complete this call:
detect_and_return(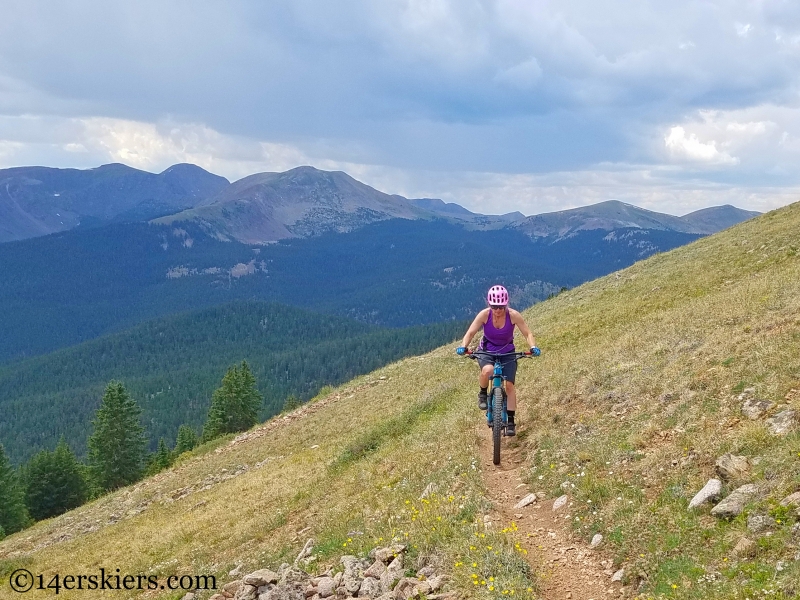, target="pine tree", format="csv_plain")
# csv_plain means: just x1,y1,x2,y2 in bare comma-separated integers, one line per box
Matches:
23,438,88,521
146,439,173,476
282,394,302,412
174,425,198,456
87,381,147,492
0,443,29,535
203,361,263,441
